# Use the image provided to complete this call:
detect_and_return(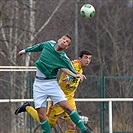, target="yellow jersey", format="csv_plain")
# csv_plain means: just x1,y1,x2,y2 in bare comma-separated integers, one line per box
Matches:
59,59,83,99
